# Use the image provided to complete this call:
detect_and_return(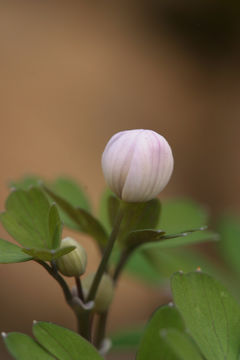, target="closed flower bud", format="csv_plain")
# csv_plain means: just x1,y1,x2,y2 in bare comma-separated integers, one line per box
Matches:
101,129,174,202
82,273,114,313
56,237,87,277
